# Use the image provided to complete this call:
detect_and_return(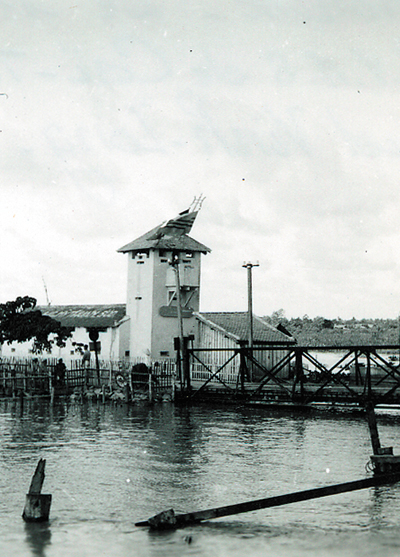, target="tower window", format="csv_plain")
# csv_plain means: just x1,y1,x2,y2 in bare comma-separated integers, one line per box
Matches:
134,251,149,260
168,291,177,304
